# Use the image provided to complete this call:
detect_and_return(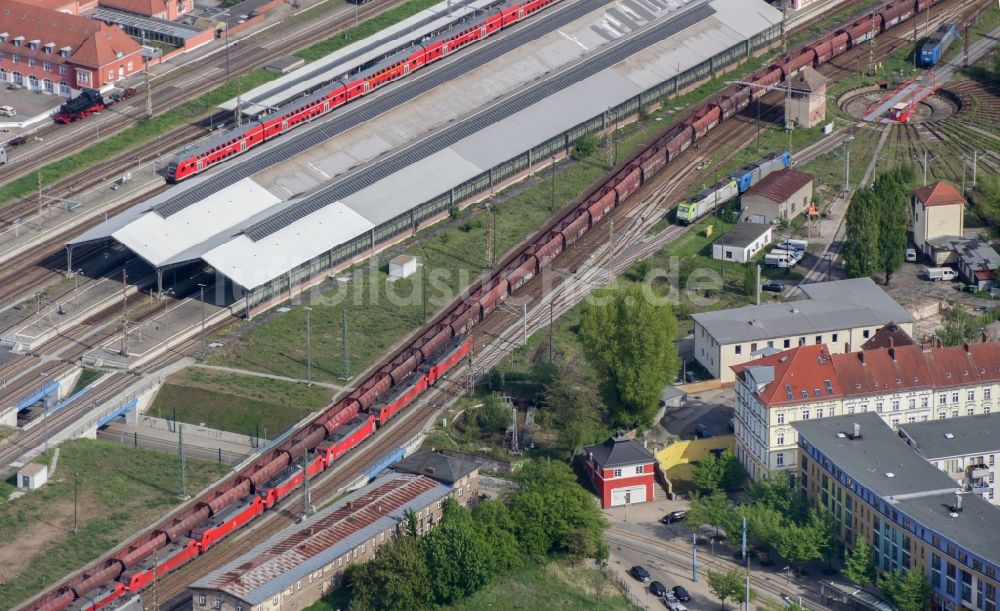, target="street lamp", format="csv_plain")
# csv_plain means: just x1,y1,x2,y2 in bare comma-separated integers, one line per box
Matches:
74,268,84,291
162,288,175,317
305,306,313,386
